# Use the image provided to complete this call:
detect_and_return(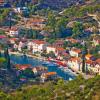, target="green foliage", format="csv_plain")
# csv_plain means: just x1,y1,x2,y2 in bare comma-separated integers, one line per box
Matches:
72,22,84,38
64,4,100,18
0,75,100,100
0,57,6,63
0,30,5,35
0,8,10,25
